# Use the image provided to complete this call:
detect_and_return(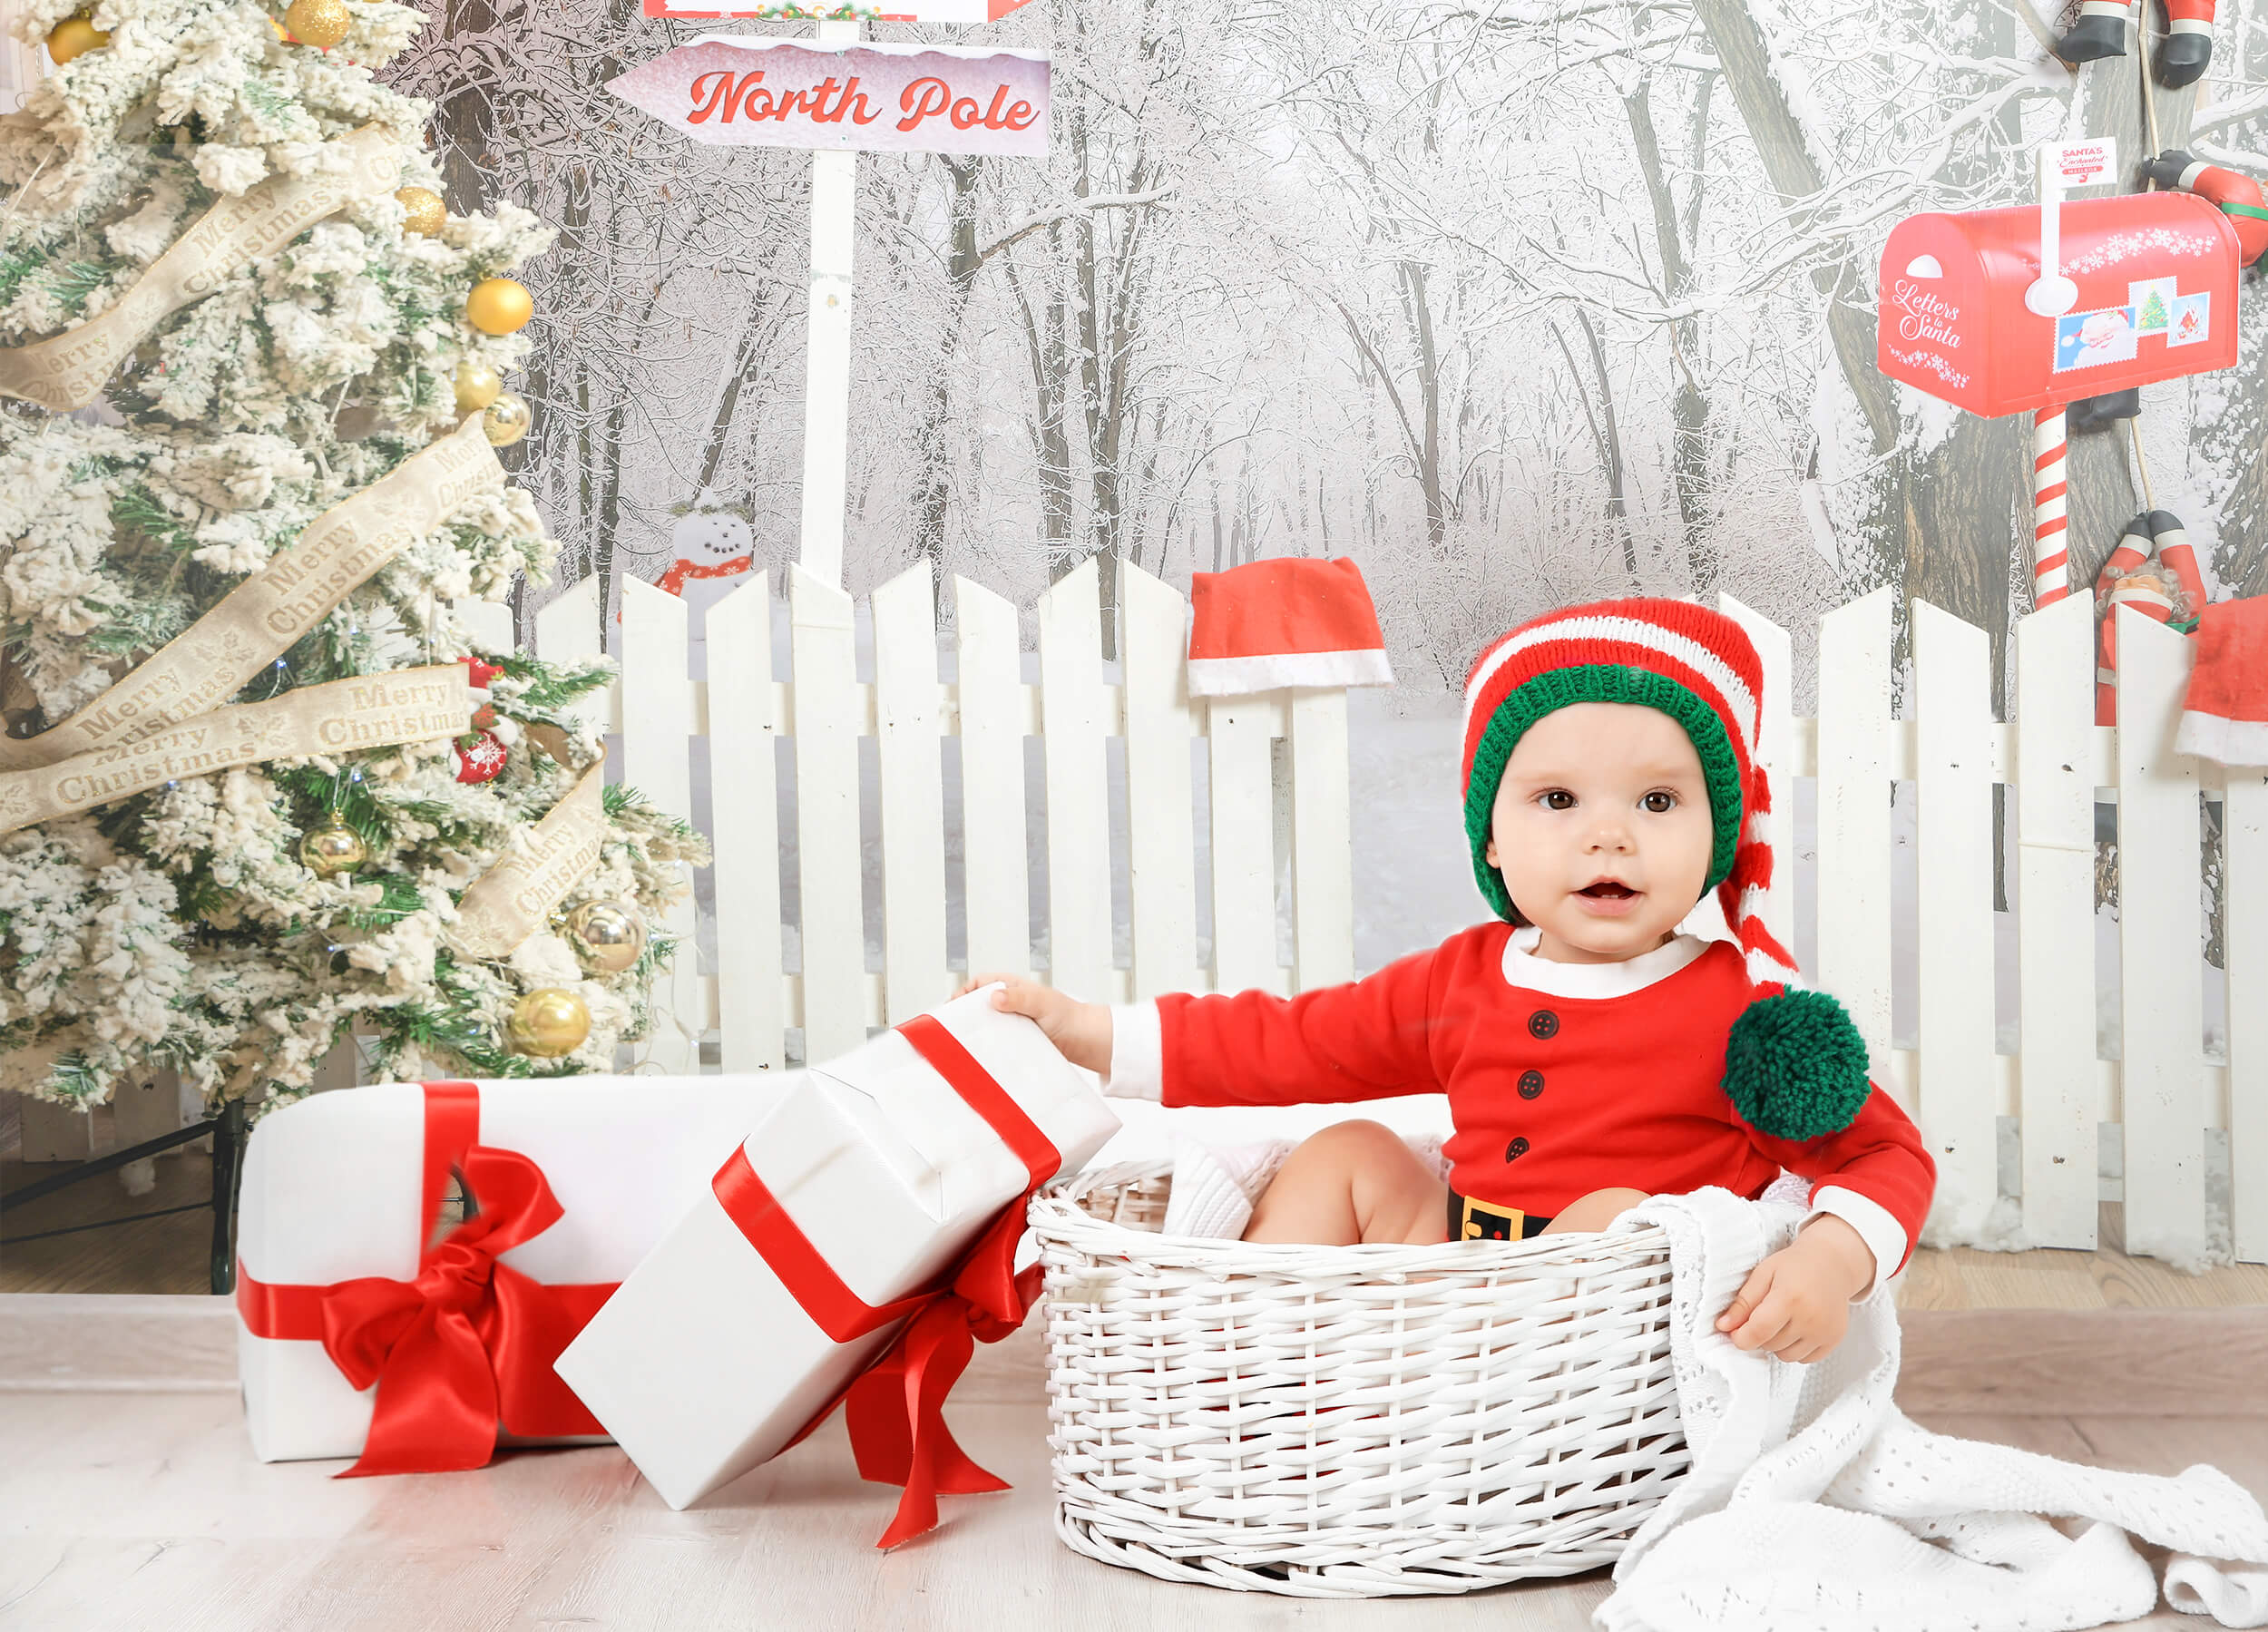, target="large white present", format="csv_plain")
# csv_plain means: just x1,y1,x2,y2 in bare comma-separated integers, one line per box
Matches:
552,989,1119,1538
236,1076,777,1471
